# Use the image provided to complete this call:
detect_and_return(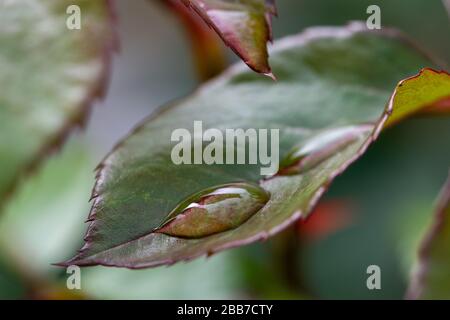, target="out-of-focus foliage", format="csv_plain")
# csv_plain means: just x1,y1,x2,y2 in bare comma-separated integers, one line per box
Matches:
0,0,115,202
0,141,91,275
303,117,450,299
407,175,450,299
275,0,450,65
0,255,26,299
